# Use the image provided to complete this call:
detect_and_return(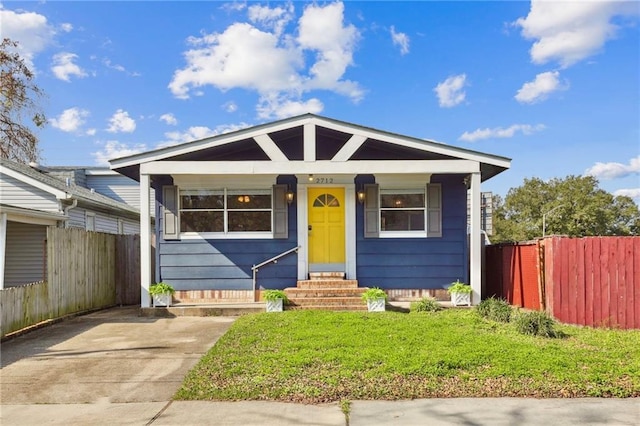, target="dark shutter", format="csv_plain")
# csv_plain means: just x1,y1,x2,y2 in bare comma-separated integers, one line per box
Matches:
427,183,442,238
162,185,180,240
364,183,379,238
273,184,288,239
